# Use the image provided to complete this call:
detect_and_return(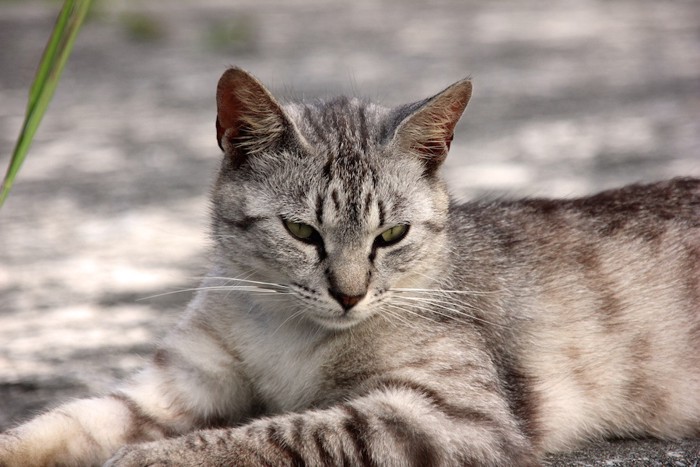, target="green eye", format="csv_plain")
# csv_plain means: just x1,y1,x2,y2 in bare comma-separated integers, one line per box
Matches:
286,220,313,239
376,224,409,247
284,220,322,245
